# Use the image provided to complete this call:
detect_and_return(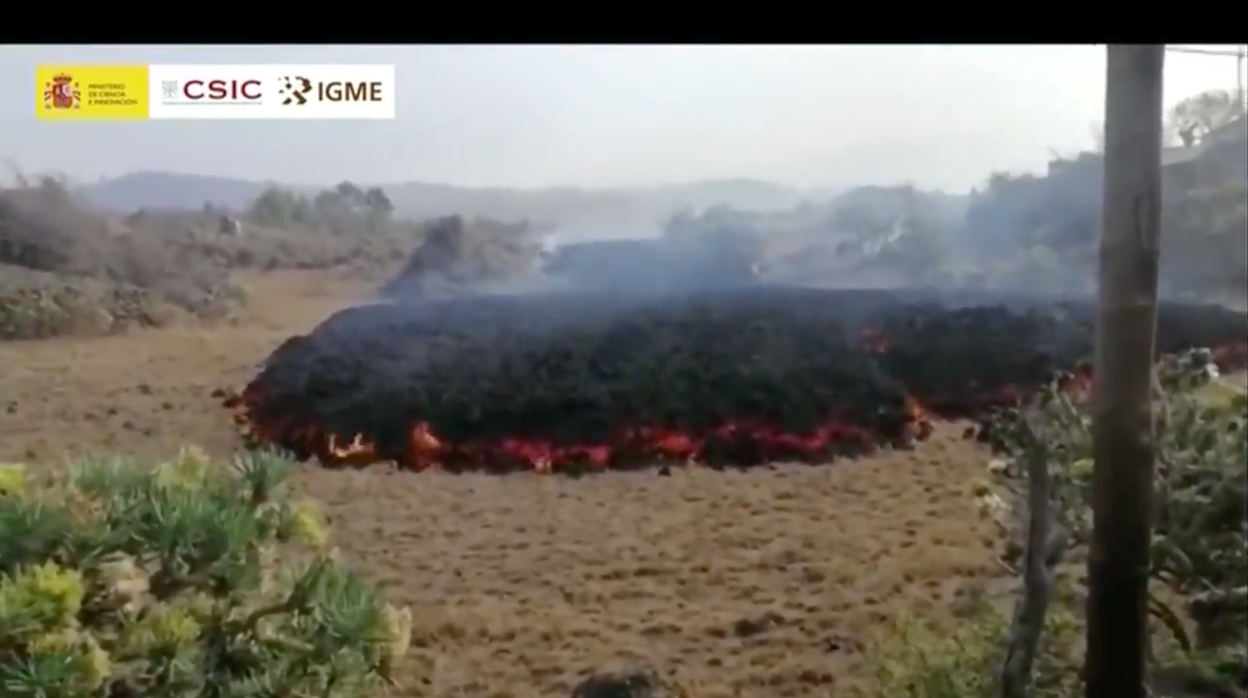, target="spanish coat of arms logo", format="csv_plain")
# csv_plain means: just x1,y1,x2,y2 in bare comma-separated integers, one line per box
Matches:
43,74,81,110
